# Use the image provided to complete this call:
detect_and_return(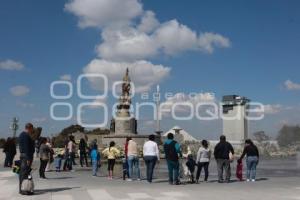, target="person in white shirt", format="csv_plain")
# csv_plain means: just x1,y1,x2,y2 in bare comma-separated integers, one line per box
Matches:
143,135,160,183
196,140,211,182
